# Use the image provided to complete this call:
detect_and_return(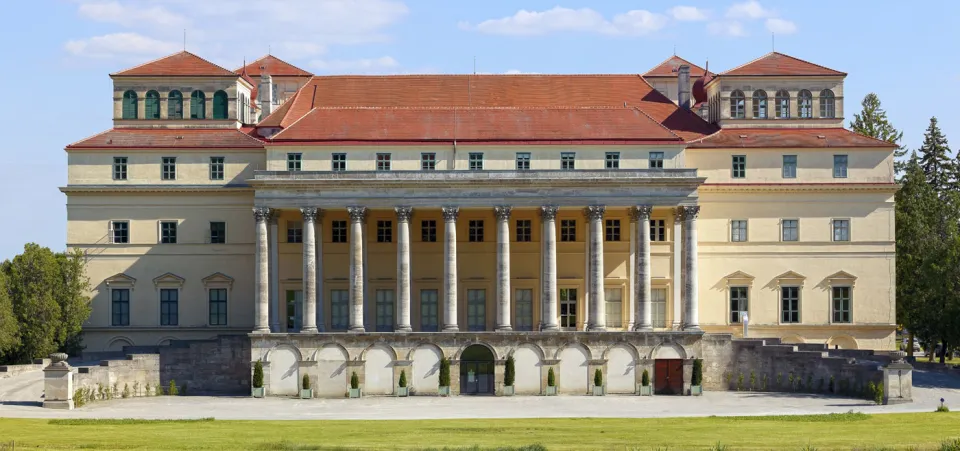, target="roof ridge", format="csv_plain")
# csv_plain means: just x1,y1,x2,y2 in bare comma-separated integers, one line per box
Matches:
719,51,845,76
305,73,643,79
718,51,775,77
111,50,188,76
269,107,319,140
771,52,846,76
642,55,709,77
235,54,313,76
111,50,237,77
631,106,682,141
65,128,113,149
